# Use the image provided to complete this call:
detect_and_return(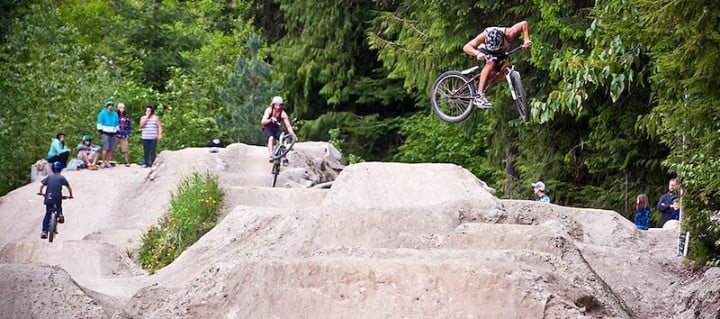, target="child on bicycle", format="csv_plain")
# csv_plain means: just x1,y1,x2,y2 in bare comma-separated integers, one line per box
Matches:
37,161,73,239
